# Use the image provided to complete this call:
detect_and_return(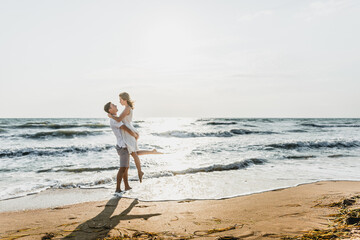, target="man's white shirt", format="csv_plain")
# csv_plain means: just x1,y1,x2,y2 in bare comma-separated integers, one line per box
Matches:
109,118,126,148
